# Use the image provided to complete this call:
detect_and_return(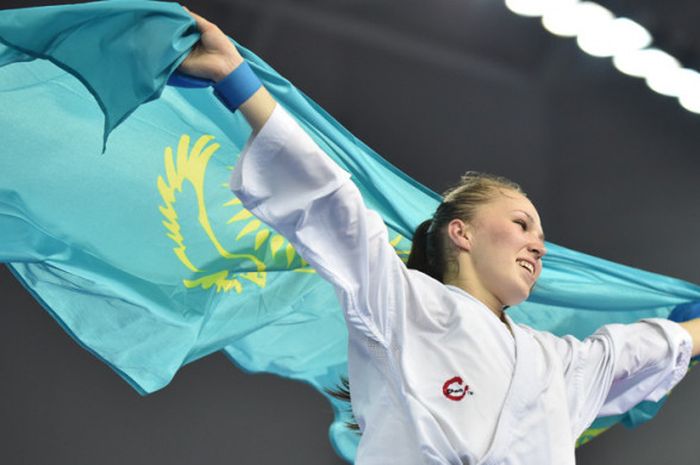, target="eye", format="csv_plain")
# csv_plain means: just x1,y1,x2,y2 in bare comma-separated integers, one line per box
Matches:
514,219,527,231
